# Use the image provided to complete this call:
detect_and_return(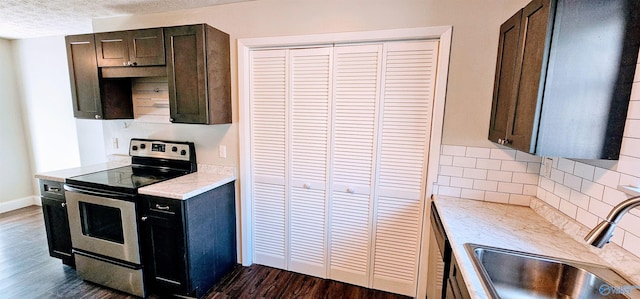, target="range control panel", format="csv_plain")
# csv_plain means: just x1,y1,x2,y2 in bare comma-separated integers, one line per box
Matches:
129,139,194,161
